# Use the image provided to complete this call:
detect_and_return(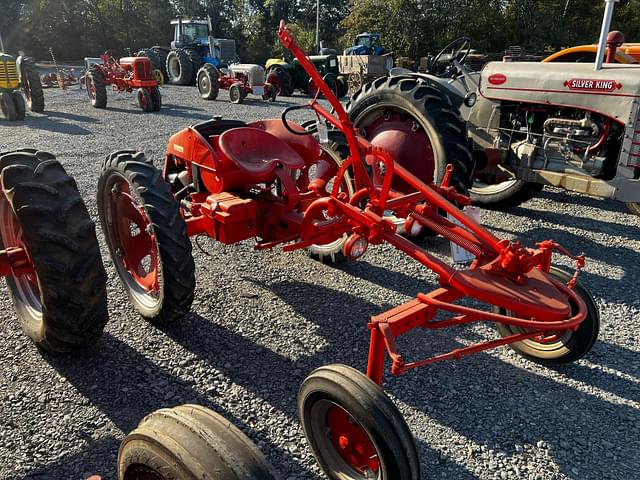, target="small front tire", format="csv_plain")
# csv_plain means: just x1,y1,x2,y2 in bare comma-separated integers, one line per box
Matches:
299,364,420,480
